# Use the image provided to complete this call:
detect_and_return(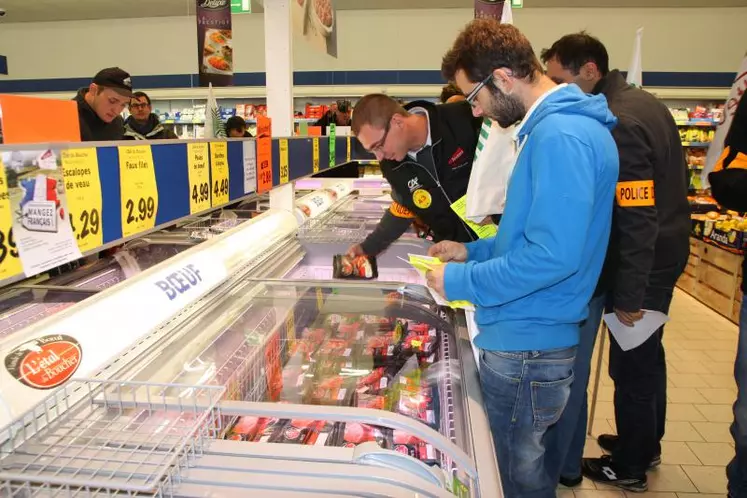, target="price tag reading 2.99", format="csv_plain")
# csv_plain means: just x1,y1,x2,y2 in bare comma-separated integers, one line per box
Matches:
118,145,159,238
210,142,229,207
